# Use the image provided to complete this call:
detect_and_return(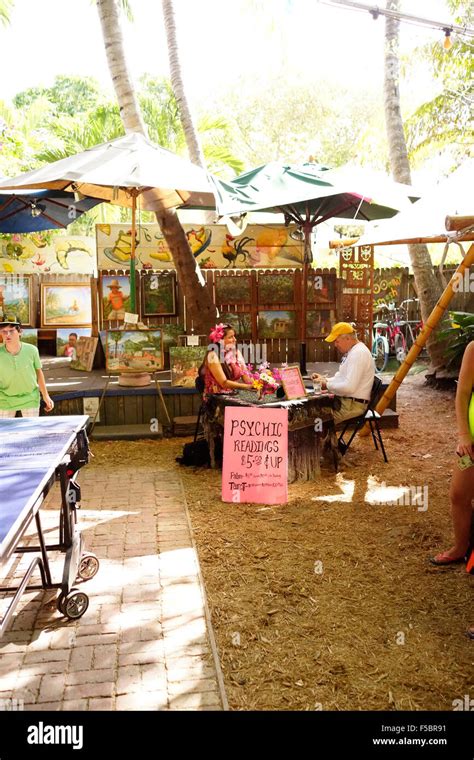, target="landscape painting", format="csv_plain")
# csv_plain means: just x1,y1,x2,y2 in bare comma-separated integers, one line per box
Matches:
41,283,92,327
215,275,251,304
105,329,163,373
20,328,37,346
220,311,252,338
0,275,32,325
169,346,207,388
258,273,294,304
141,273,177,316
258,310,296,339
